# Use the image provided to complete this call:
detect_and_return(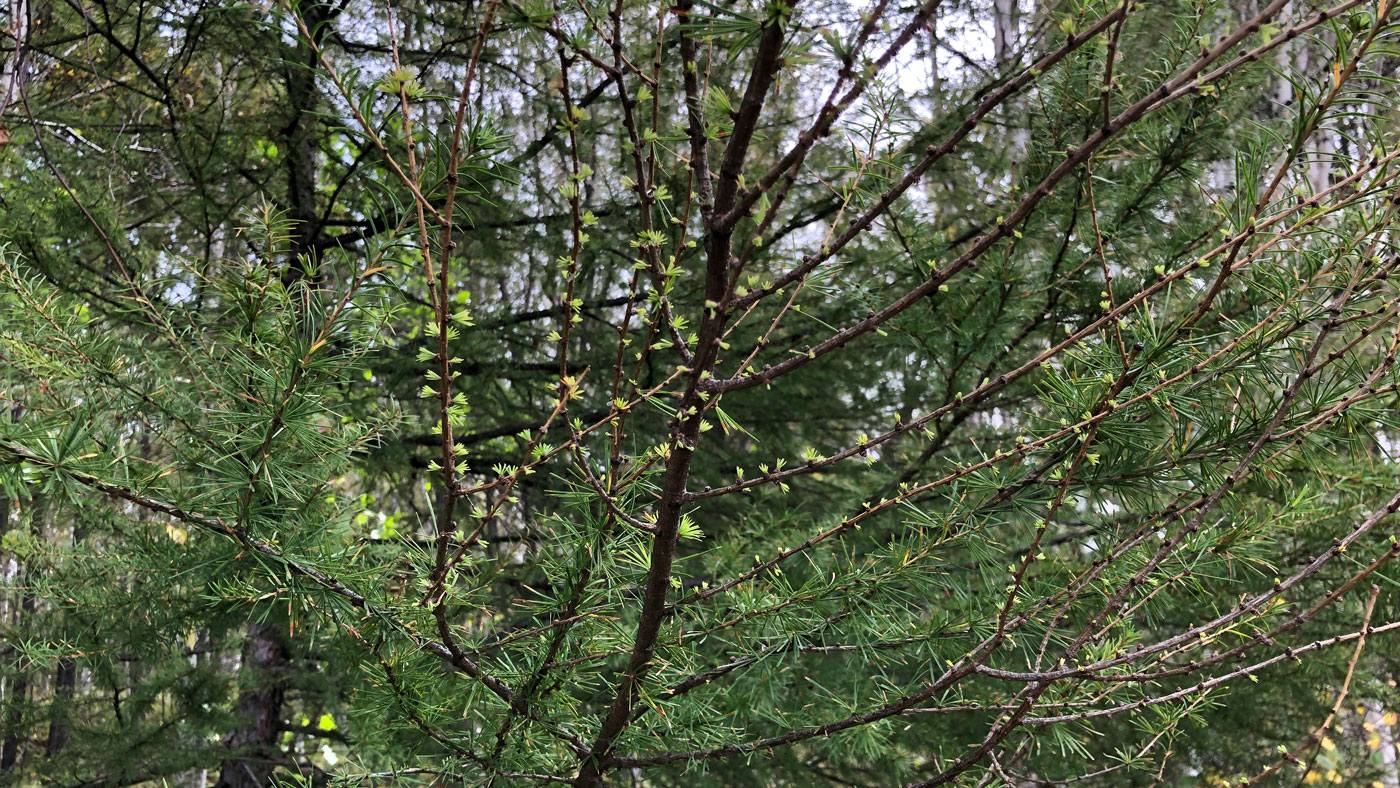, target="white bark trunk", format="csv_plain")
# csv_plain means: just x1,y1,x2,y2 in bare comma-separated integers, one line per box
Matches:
0,0,27,116
993,0,1017,64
